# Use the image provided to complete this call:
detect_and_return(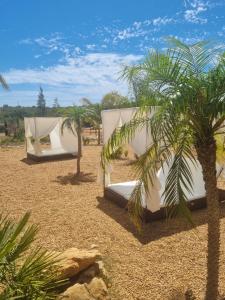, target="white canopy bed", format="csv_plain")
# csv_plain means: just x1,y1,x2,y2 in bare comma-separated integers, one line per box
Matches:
24,117,78,162
101,107,225,221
